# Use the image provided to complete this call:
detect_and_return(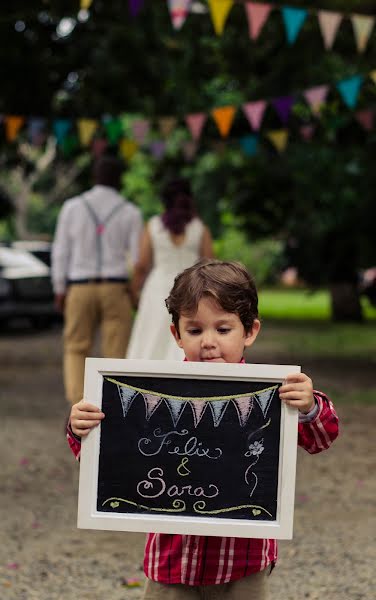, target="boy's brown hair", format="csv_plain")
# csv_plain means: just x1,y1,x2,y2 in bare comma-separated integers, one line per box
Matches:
165,259,258,334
